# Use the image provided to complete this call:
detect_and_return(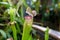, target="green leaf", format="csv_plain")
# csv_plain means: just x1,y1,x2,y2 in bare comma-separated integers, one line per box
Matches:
0,30,7,38
0,2,10,8
45,27,49,40
9,7,17,40
22,16,33,40
28,35,33,40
